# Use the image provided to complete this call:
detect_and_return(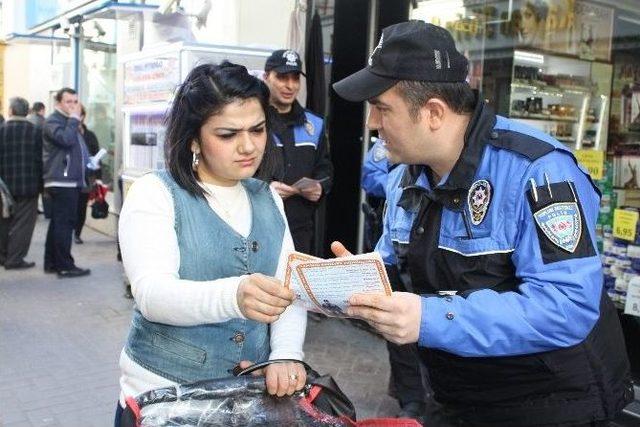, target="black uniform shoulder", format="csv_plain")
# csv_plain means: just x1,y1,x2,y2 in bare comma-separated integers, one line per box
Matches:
487,128,556,162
